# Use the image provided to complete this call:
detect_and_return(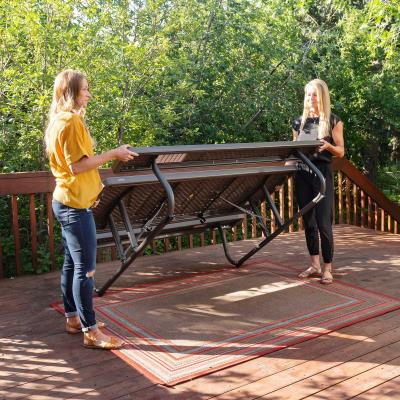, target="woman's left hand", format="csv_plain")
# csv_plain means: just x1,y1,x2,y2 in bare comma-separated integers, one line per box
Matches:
318,139,331,152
